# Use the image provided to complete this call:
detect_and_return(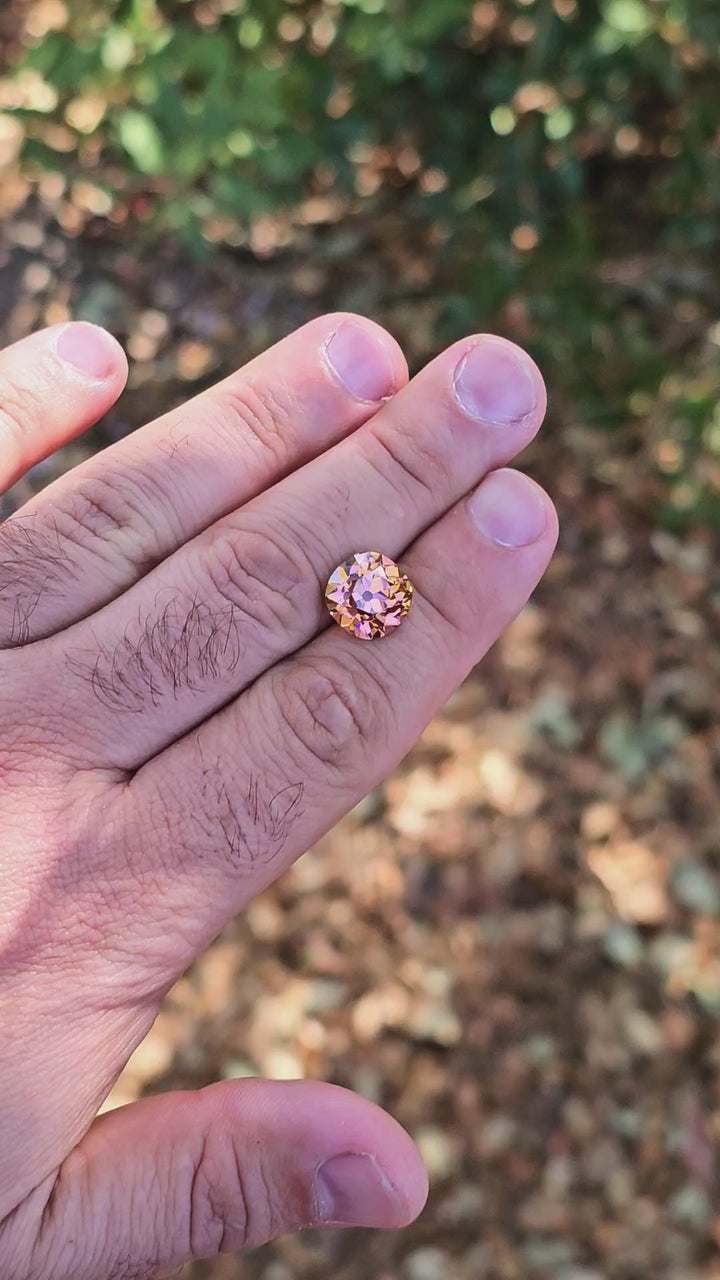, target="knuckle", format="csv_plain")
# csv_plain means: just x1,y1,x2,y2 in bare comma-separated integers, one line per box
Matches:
368,419,451,505
187,1129,251,1256
211,374,294,470
273,657,388,773
0,373,44,450
203,523,313,634
58,475,128,542
53,472,164,576
66,592,245,714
